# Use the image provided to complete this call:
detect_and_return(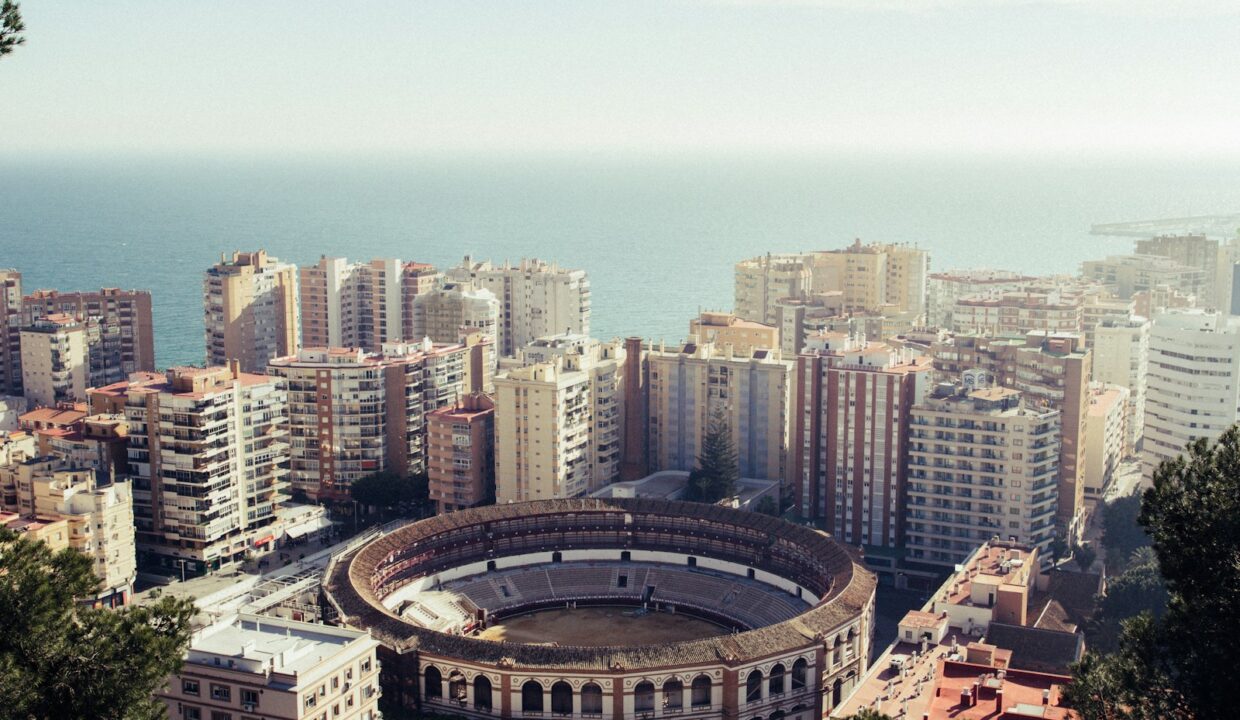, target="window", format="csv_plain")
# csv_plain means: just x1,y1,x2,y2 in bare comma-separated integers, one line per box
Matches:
211,713,232,720
425,666,443,700
522,681,544,714
475,676,493,712
791,659,808,691
182,679,200,696
361,658,372,673
241,689,259,707
663,679,684,710
769,664,786,696
691,676,711,708
211,685,231,702
634,681,655,713
581,683,603,715
551,682,573,716
184,708,201,720
746,670,763,703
